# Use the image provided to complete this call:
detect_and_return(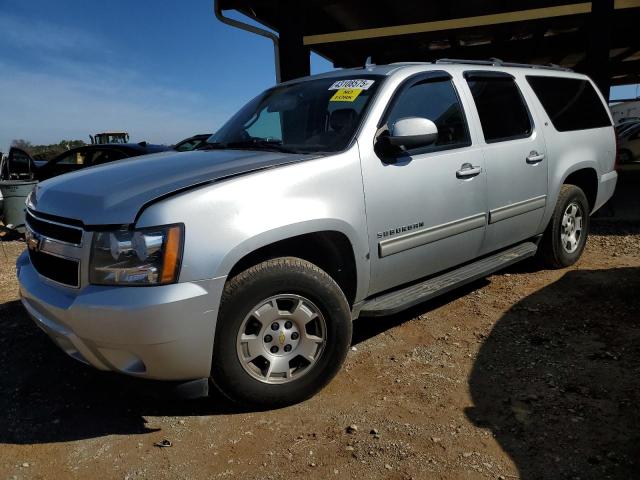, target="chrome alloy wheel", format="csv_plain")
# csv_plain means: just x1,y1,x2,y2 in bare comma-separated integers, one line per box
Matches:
236,294,327,384
560,201,584,254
